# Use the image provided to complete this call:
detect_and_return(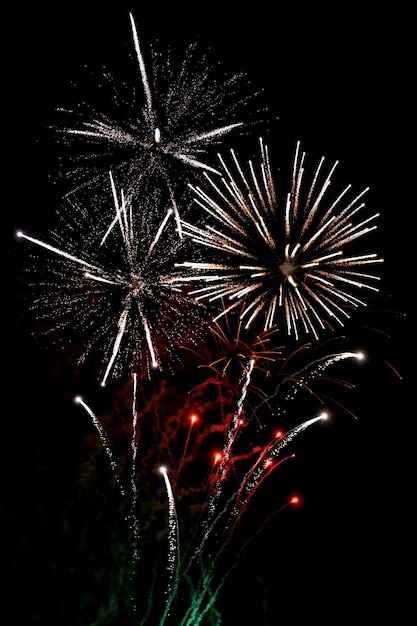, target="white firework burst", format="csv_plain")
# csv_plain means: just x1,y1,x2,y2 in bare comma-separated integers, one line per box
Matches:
174,138,383,340
52,12,263,219
17,174,208,385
